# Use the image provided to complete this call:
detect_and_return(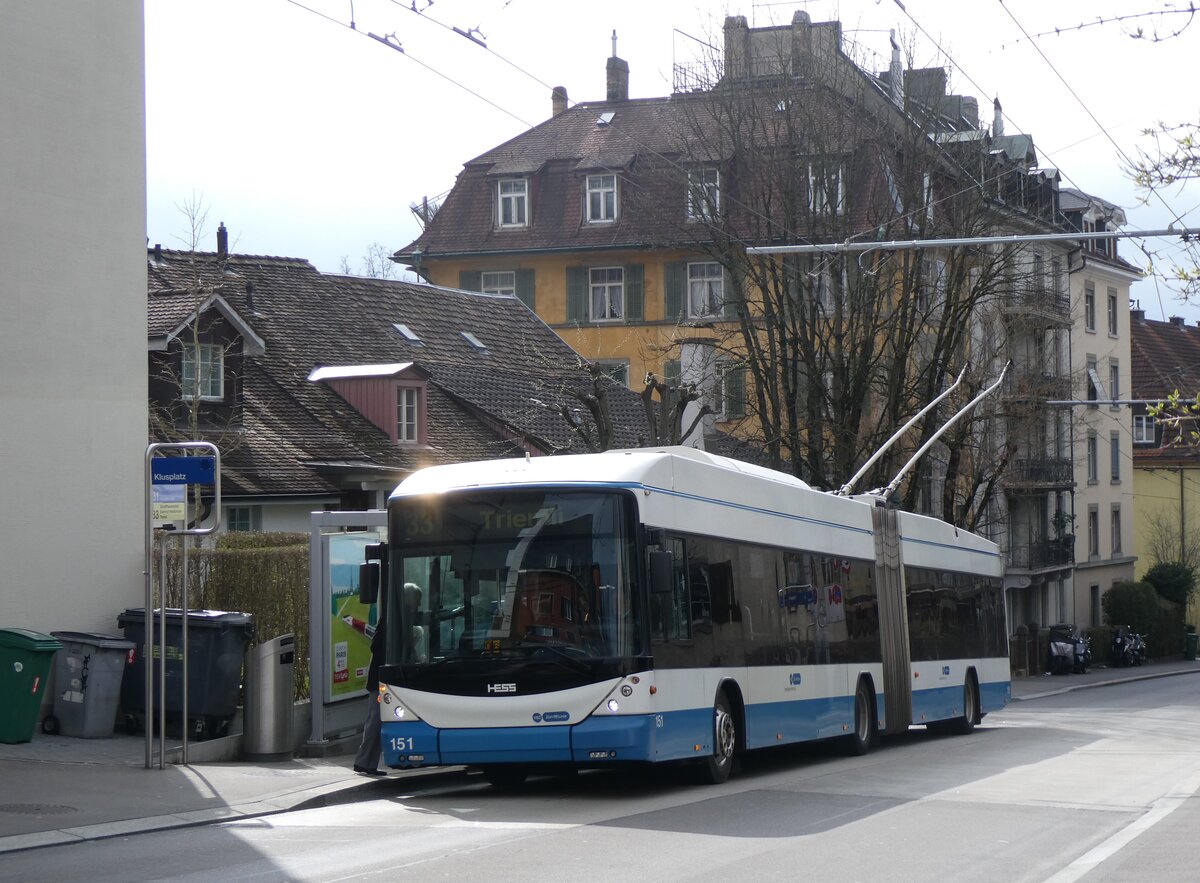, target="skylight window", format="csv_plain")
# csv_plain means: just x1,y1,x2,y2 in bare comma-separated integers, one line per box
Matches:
460,331,487,351
393,323,423,344
597,111,614,127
